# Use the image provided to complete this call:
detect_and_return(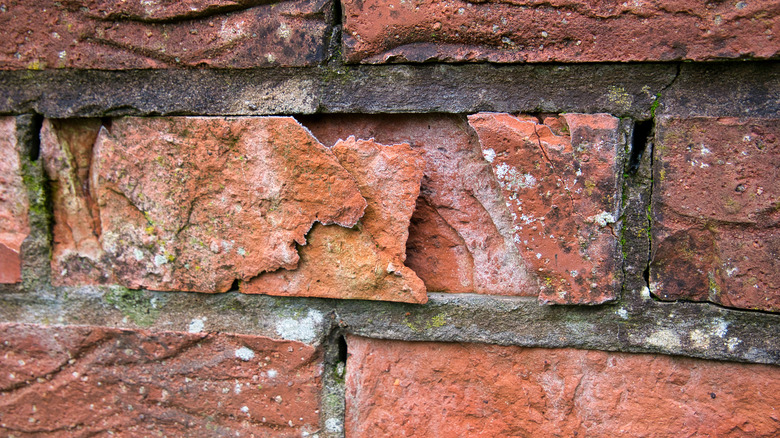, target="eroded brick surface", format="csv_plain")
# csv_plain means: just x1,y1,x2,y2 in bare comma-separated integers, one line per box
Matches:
0,0,331,69
469,113,622,304
0,117,28,284
0,323,321,436
651,117,779,312
342,0,780,63
43,117,366,292
345,336,780,438
244,137,427,303
301,114,537,296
